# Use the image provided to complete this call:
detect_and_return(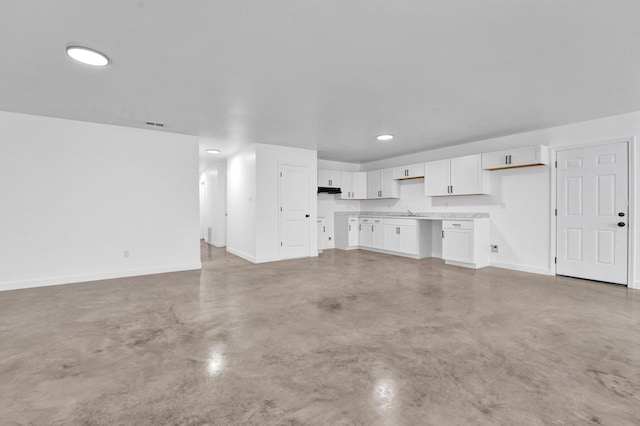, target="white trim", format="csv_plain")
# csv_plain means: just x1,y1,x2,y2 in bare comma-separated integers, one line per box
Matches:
226,247,256,263
205,240,226,248
255,255,283,264
552,138,636,288
490,261,553,276
0,263,202,292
